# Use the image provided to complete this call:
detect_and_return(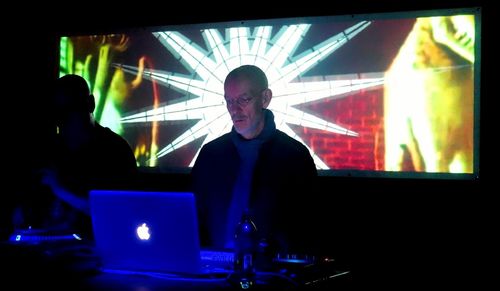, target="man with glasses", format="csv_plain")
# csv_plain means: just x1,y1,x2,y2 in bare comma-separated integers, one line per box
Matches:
192,65,318,262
